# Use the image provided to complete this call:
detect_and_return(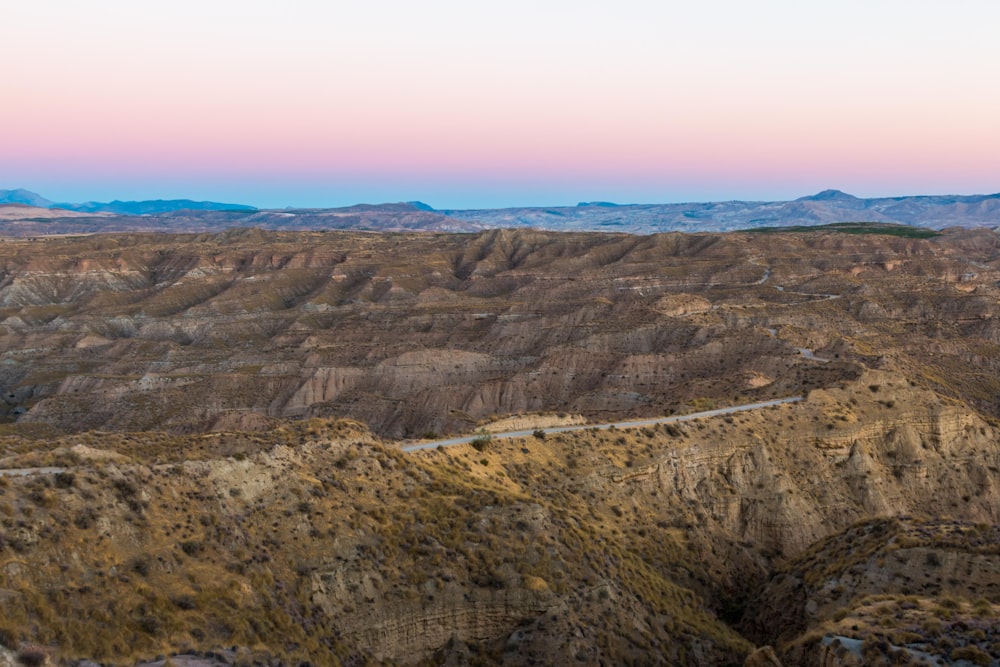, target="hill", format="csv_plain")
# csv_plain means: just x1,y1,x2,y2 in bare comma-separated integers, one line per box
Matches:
1,371,999,665
1,227,1000,664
